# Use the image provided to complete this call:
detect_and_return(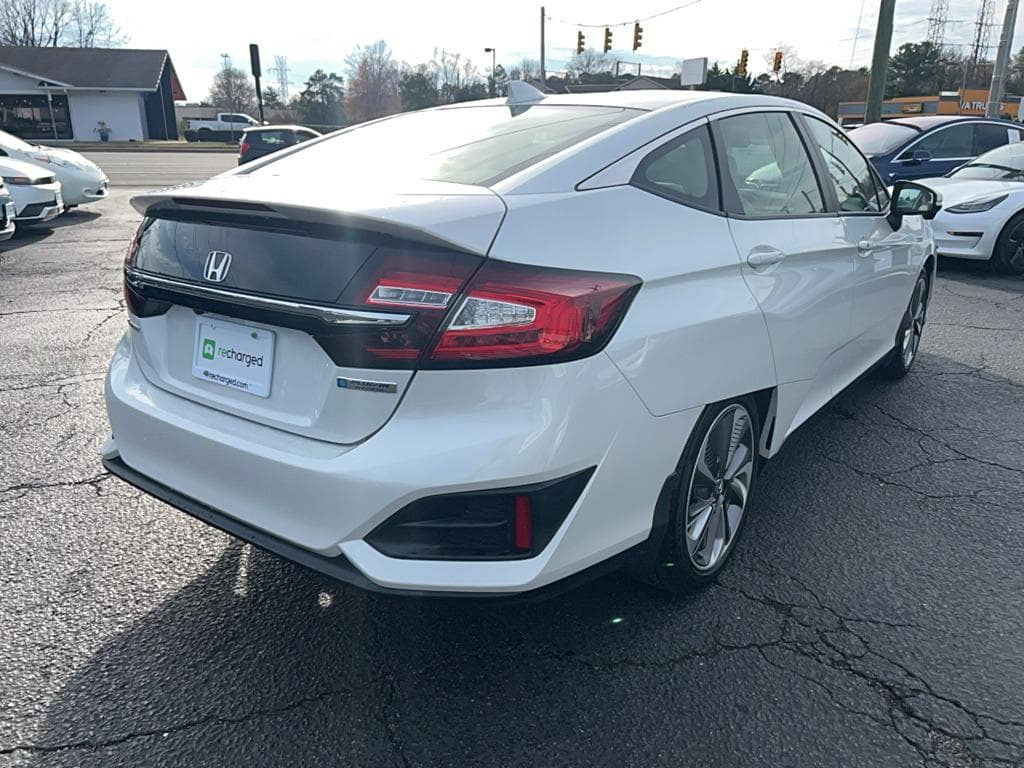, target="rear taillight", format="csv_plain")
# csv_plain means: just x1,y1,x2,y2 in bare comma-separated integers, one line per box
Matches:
123,221,146,315
122,212,639,370
312,246,482,368
125,221,144,266
425,261,640,367
239,141,250,157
